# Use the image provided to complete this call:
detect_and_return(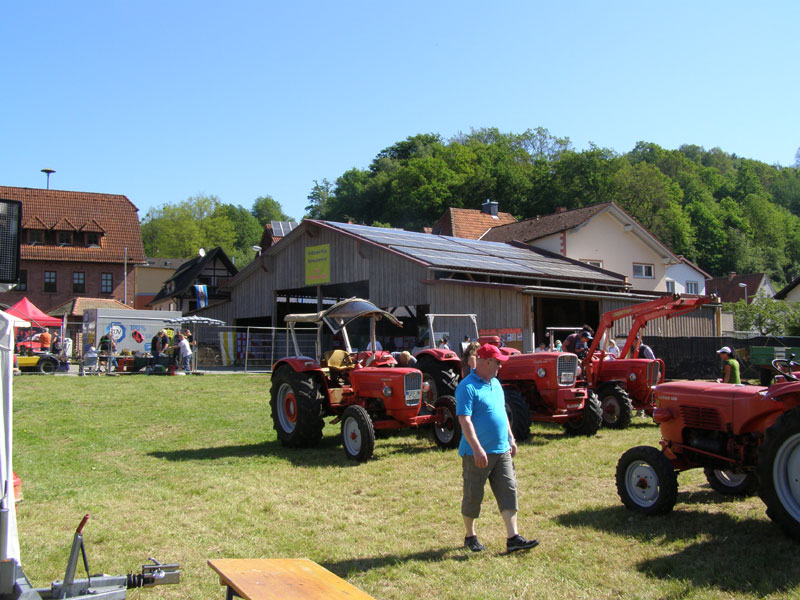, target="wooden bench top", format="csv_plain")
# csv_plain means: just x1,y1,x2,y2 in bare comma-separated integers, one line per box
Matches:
208,558,376,600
